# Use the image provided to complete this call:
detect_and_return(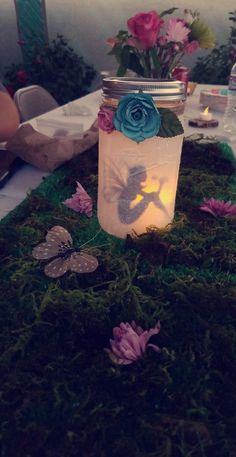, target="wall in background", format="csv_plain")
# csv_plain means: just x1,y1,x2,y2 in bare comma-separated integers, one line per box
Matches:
0,0,22,76
0,0,235,77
